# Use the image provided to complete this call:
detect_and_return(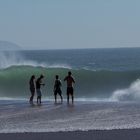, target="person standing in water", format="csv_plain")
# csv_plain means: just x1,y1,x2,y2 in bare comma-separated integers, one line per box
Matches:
64,71,75,104
36,74,45,105
54,75,63,103
29,75,36,104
